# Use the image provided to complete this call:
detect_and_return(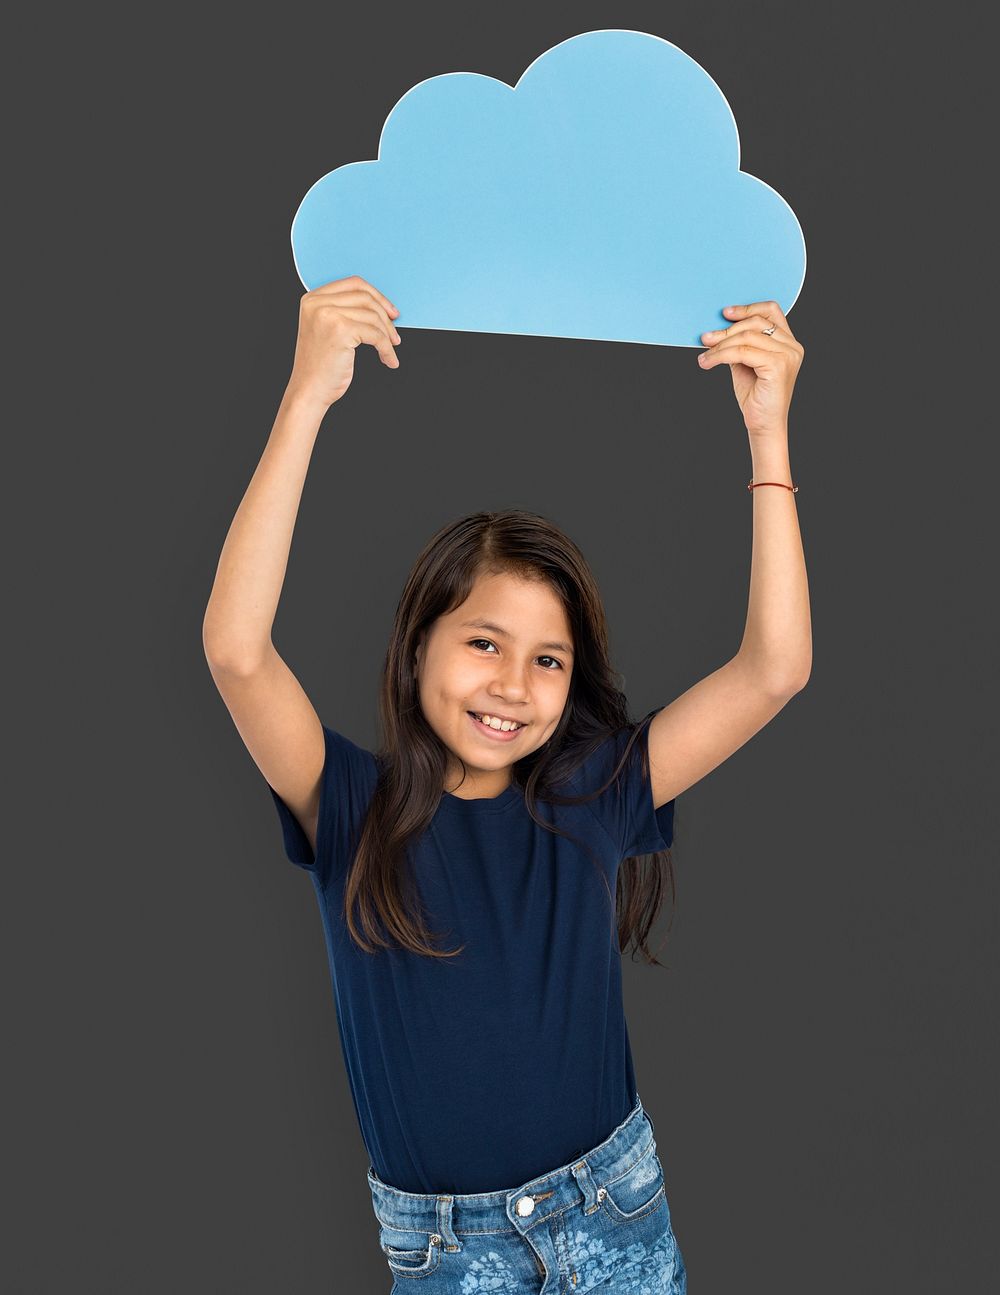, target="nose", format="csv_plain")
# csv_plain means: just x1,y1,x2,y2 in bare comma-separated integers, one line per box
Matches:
489,663,530,703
